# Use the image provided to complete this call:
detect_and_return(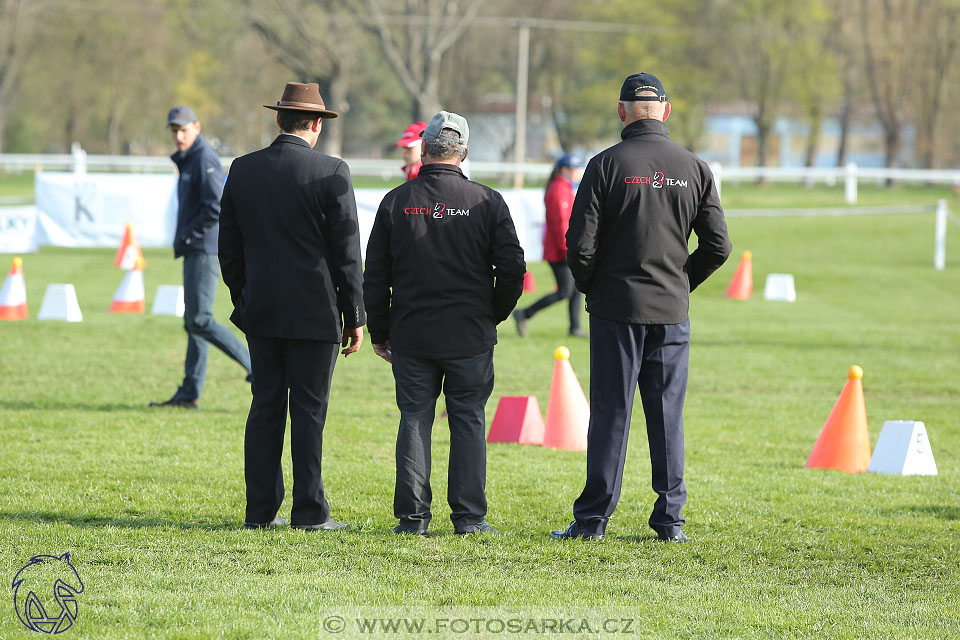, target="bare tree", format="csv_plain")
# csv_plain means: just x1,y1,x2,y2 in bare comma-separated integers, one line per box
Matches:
0,0,36,152
340,0,485,121
242,0,361,156
914,0,960,168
